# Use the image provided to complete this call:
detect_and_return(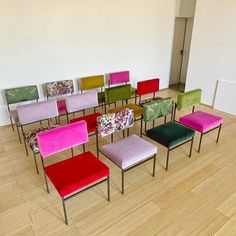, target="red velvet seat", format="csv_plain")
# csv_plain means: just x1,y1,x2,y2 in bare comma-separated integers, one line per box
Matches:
57,100,67,114
70,113,101,133
45,151,109,197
